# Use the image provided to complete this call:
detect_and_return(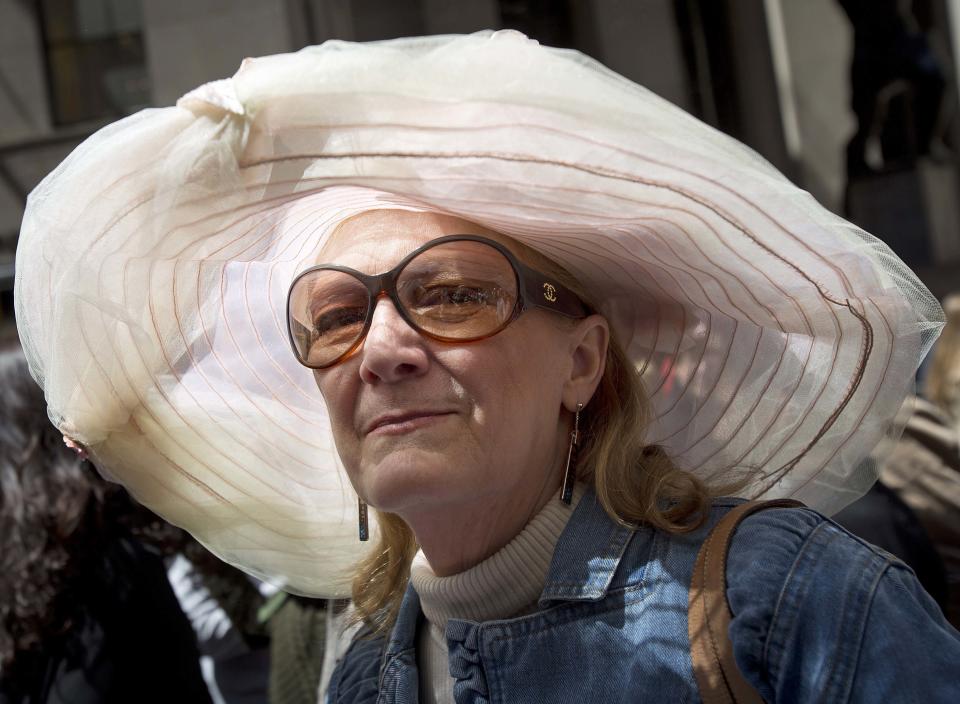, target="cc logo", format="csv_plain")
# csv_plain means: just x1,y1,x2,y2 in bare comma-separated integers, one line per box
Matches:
543,283,557,302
